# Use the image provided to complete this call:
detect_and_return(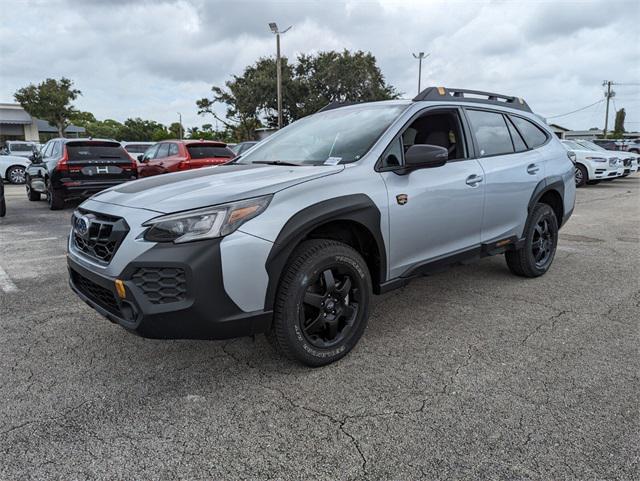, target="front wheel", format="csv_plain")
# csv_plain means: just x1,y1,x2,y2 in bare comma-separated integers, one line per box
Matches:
26,181,41,201
574,164,587,187
505,203,558,278
6,166,26,184
268,239,372,367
